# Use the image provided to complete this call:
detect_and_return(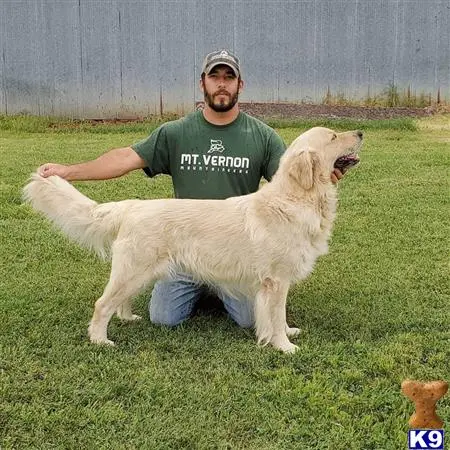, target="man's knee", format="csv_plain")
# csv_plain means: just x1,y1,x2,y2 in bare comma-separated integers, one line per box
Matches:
233,315,254,329
149,306,185,327
148,277,200,327
221,295,255,329
148,293,189,327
